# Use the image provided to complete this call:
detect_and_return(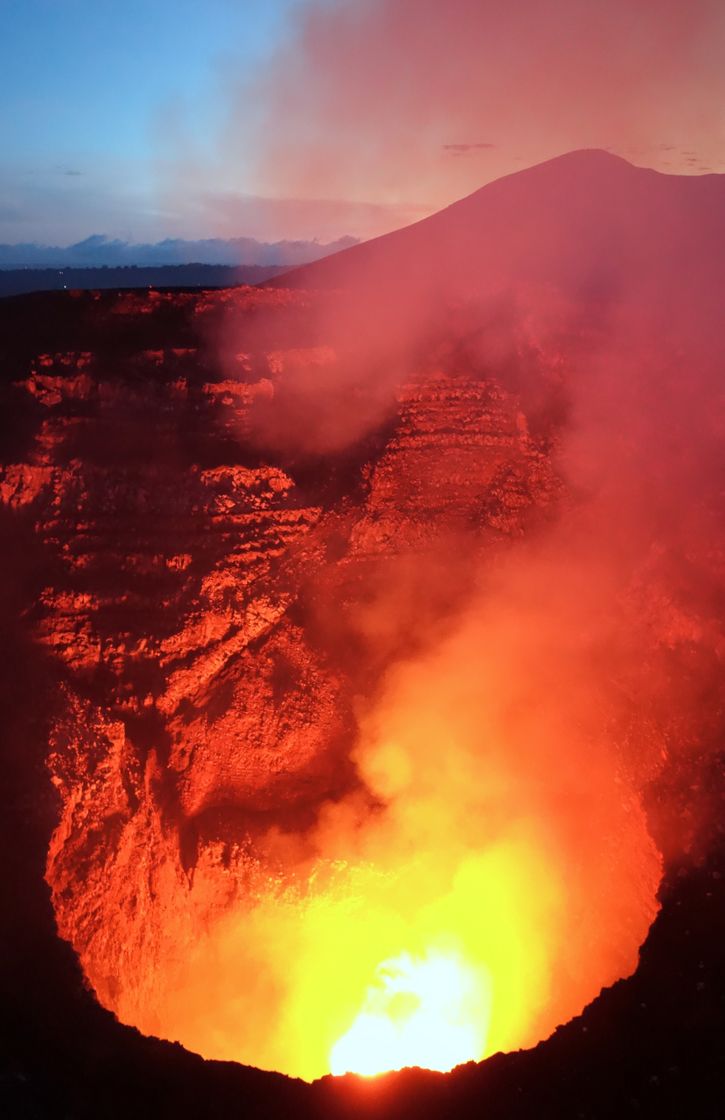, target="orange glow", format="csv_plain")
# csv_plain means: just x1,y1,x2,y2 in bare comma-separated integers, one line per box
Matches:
46,488,664,1083
329,949,490,1076
41,153,723,1091
153,820,568,1082
48,571,663,1082
329,945,490,1075
75,692,658,1085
